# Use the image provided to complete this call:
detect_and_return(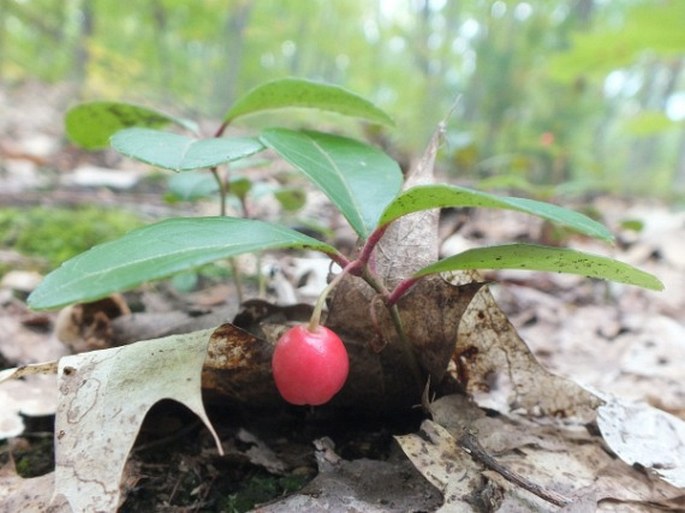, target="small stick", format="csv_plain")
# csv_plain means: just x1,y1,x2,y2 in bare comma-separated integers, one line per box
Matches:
457,431,572,508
